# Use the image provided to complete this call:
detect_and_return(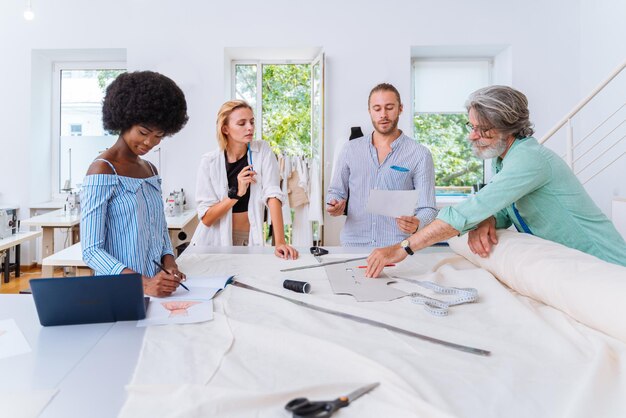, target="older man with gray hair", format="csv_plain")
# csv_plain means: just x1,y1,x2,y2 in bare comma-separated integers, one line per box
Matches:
365,85,626,277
